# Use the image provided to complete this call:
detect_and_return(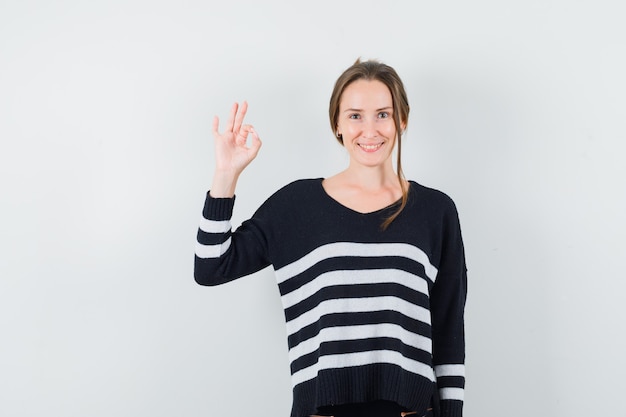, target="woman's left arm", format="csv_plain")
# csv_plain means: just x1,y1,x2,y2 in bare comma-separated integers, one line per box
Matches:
430,200,468,417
